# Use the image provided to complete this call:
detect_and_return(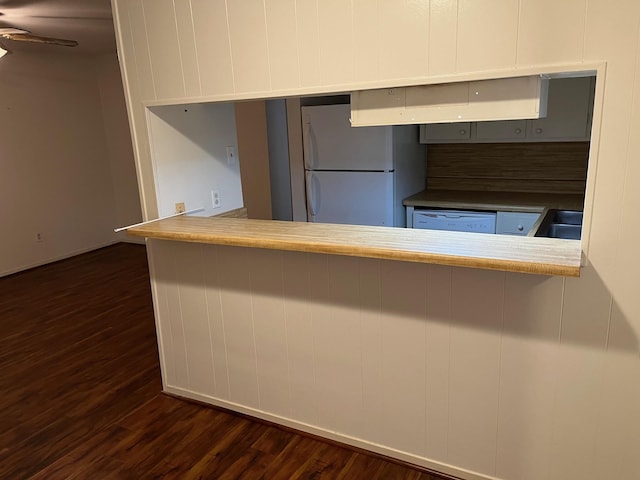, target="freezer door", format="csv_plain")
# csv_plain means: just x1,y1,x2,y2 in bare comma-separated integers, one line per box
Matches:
302,104,393,171
306,171,394,226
